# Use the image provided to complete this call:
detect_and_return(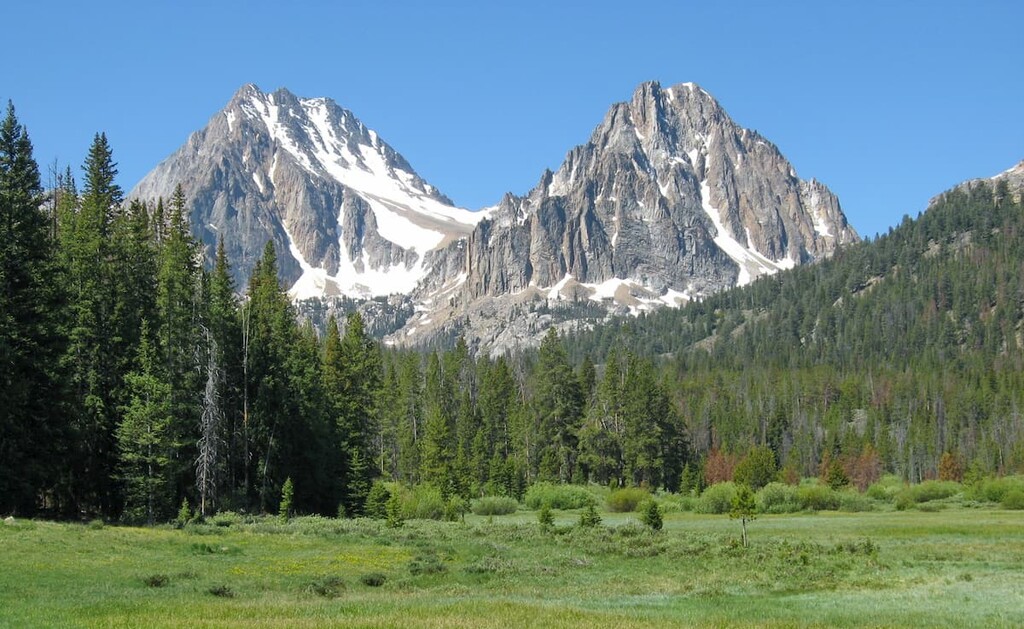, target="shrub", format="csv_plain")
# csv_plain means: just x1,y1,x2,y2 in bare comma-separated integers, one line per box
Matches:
640,500,663,531
696,482,736,514
967,476,1024,503
910,480,960,503
797,483,840,511
305,575,345,598
279,477,294,522
538,504,554,530
838,490,875,512
523,483,597,510
894,489,914,511
655,493,693,513
360,573,386,587
866,475,905,501
210,511,242,528
409,554,446,576
444,496,469,522
1002,489,1024,510
606,487,650,513
207,584,234,598
401,484,446,520
175,499,192,528
364,482,391,519
579,503,602,528
471,496,519,516
385,491,404,529
143,574,169,588
756,482,801,514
